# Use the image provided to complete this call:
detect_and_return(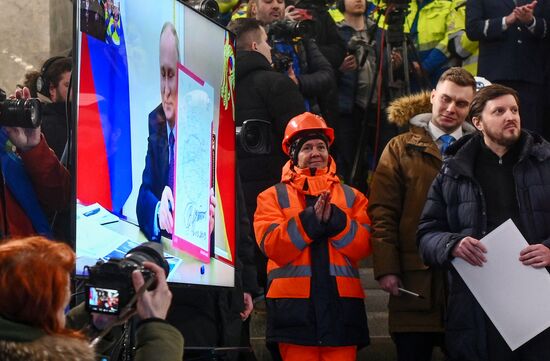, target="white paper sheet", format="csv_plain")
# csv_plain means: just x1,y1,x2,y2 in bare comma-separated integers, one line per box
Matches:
452,219,550,350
